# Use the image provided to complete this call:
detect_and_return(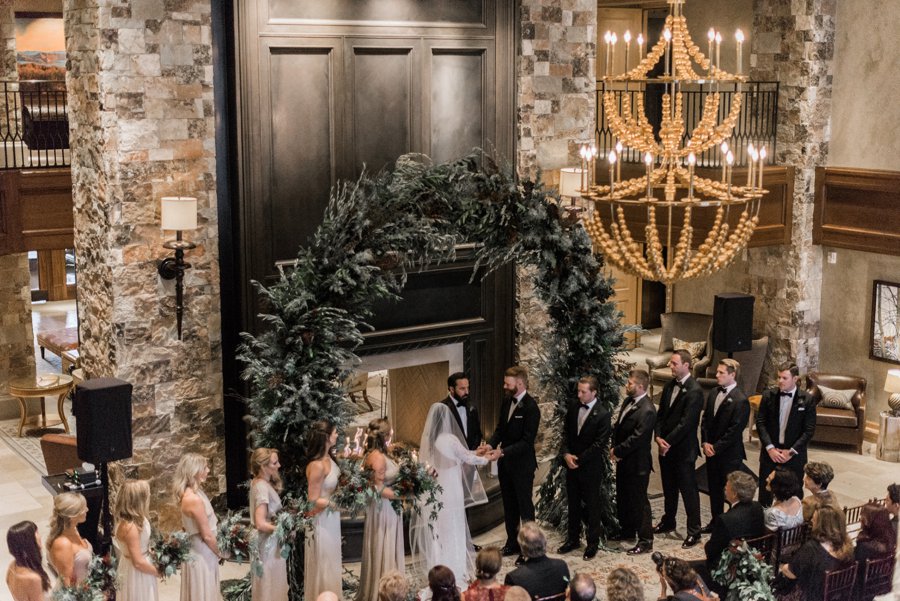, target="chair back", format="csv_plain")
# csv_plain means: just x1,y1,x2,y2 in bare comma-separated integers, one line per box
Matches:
860,556,895,601
775,523,809,565
743,532,777,566
822,563,857,601
658,312,713,354
40,433,80,475
844,498,887,541
533,593,566,601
